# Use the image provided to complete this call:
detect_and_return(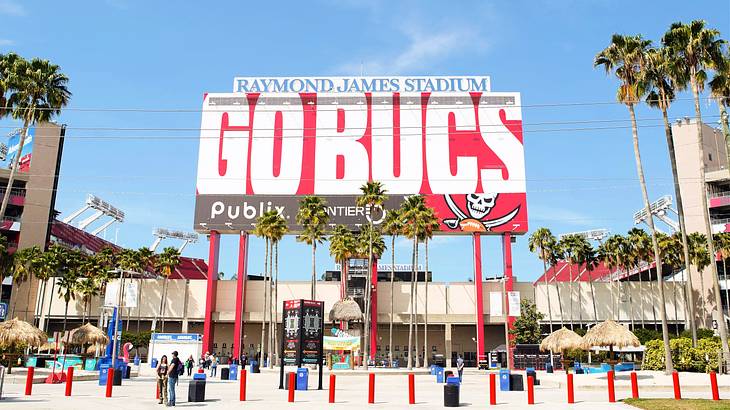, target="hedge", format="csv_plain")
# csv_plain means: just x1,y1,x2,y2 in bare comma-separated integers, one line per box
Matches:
643,337,721,372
